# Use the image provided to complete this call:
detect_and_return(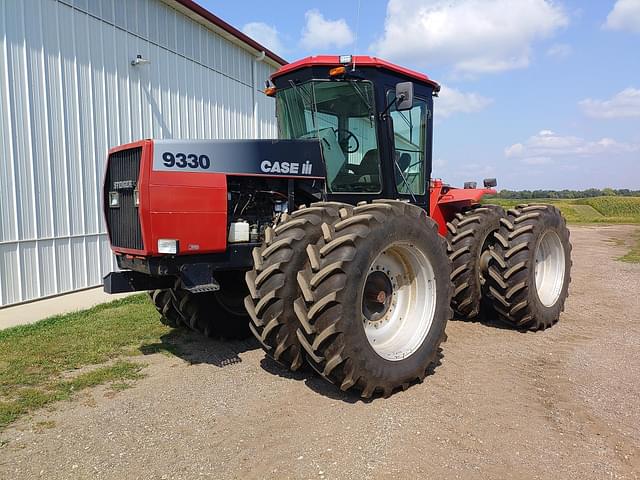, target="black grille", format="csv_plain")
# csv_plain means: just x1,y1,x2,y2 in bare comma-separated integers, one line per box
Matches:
104,147,144,250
